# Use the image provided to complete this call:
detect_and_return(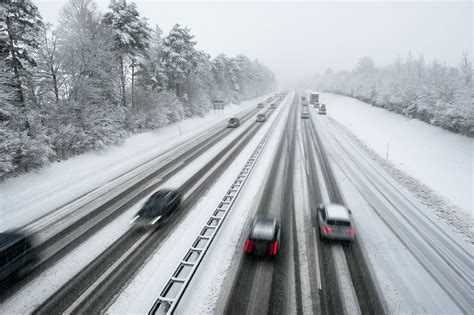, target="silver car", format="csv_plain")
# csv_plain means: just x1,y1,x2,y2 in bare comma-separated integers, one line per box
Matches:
317,203,355,241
